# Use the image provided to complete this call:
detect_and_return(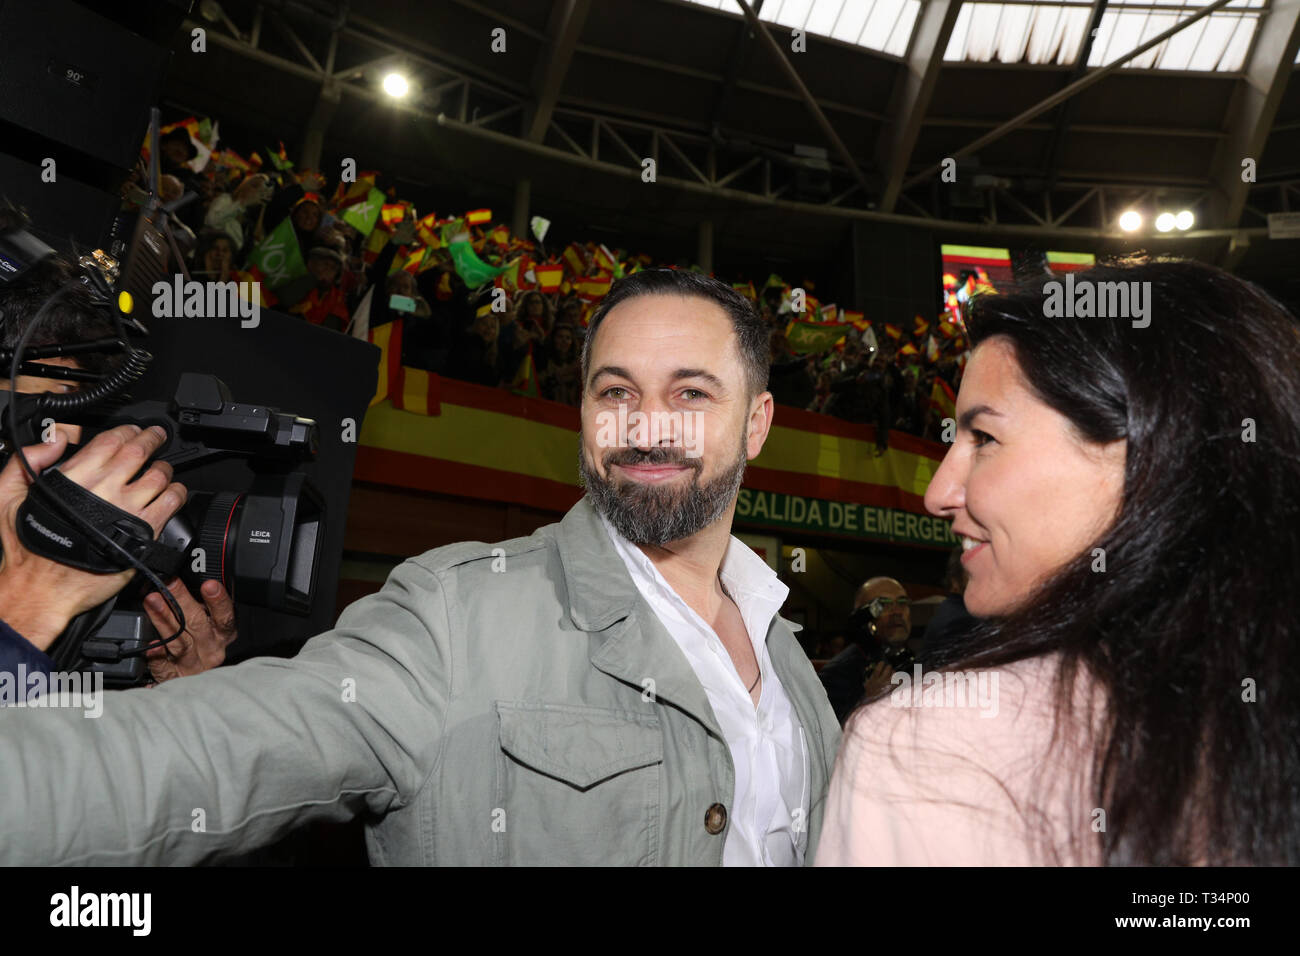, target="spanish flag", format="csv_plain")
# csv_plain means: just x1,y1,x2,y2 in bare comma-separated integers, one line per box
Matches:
368,318,404,407
562,243,586,276
913,314,930,336
392,365,442,416
844,309,866,330
381,203,408,229
900,342,919,357
930,378,957,420
535,263,564,292
415,213,441,248
331,172,379,209
593,244,618,273
578,274,612,301
510,342,539,398
884,323,902,341
466,208,492,226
